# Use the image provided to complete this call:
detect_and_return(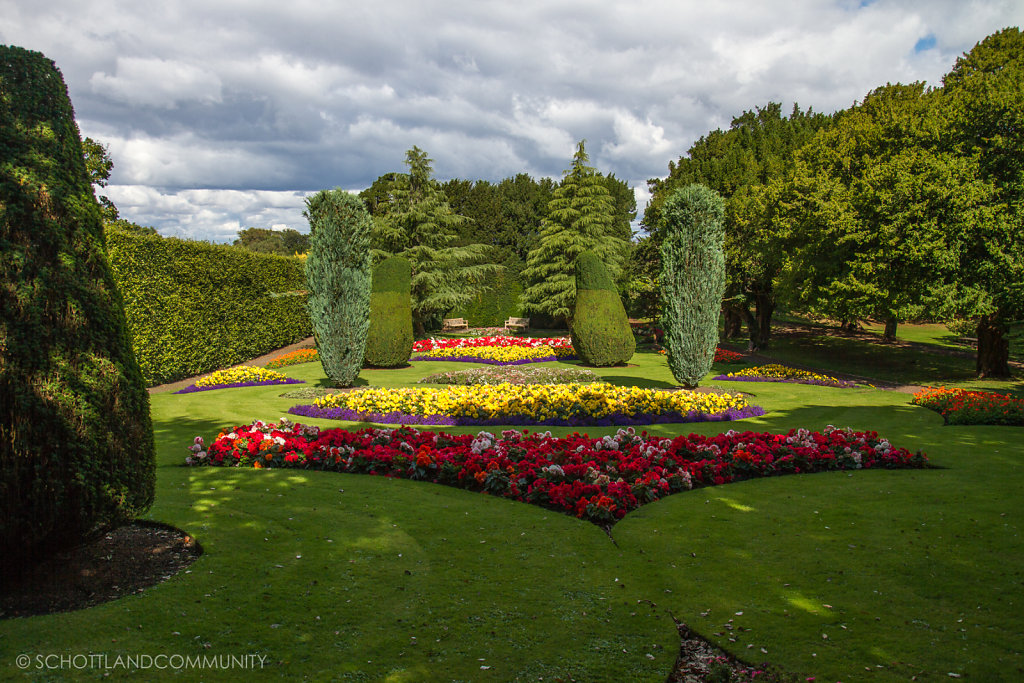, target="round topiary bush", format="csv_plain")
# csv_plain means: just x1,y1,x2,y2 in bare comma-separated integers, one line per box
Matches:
570,251,635,366
0,46,155,571
365,257,413,367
